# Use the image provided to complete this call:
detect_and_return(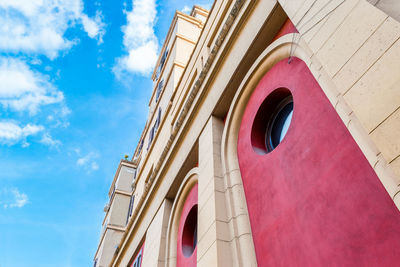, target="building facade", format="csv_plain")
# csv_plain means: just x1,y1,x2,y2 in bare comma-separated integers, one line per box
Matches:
94,1,400,266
